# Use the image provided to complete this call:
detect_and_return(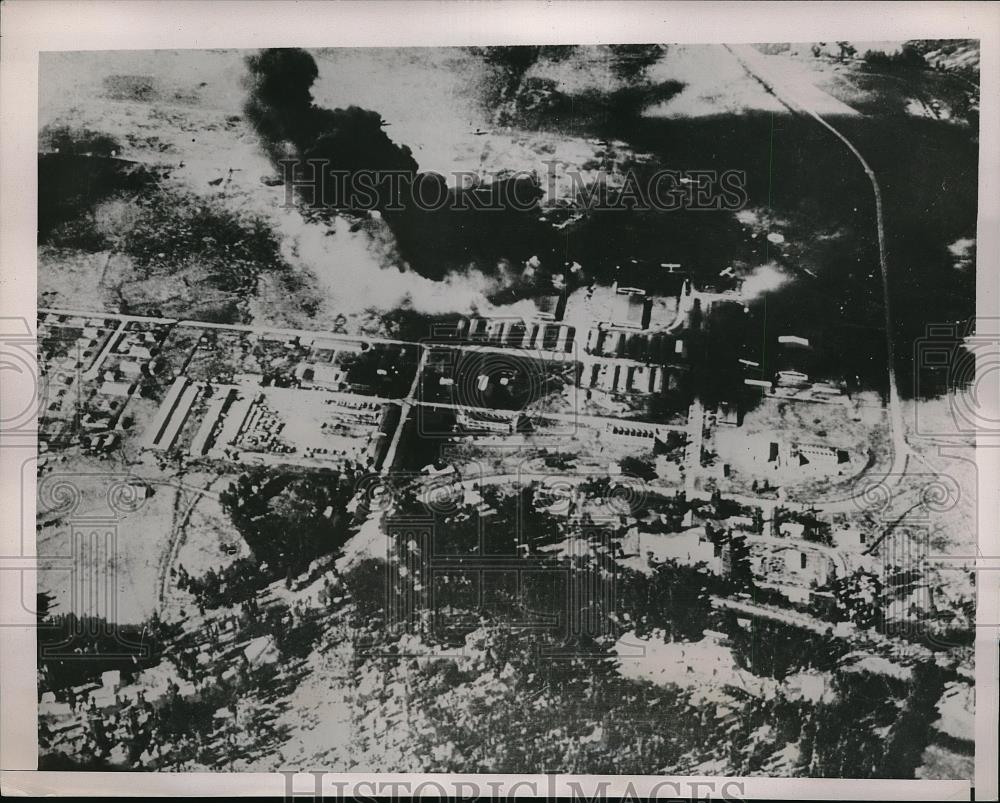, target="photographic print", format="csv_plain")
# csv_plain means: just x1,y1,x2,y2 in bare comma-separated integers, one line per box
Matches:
20,15,988,791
